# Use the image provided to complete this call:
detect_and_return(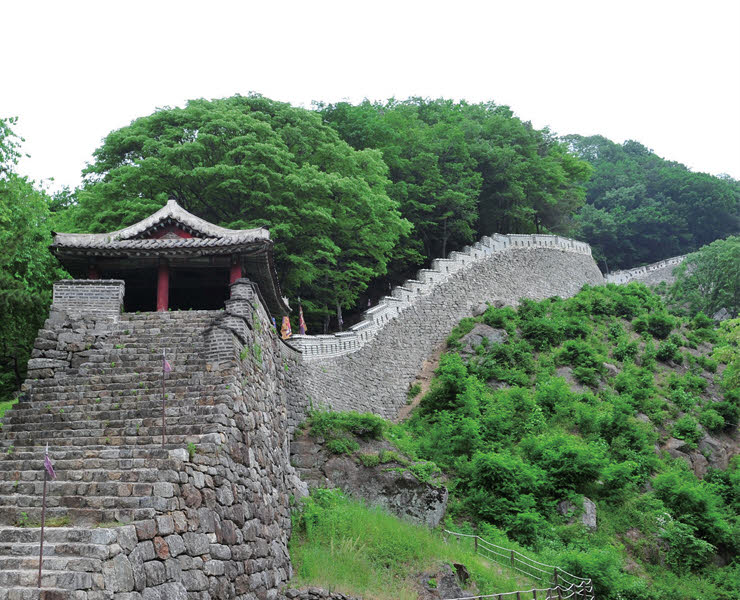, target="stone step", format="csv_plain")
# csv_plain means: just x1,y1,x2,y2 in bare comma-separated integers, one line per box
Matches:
0,555,103,572
0,447,184,462
3,422,222,442
4,412,228,432
0,465,174,482
0,569,100,591
0,586,87,600
2,406,225,428
0,489,178,510
0,477,180,497
0,433,209,449
0,505,156,527
0,527,117,545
